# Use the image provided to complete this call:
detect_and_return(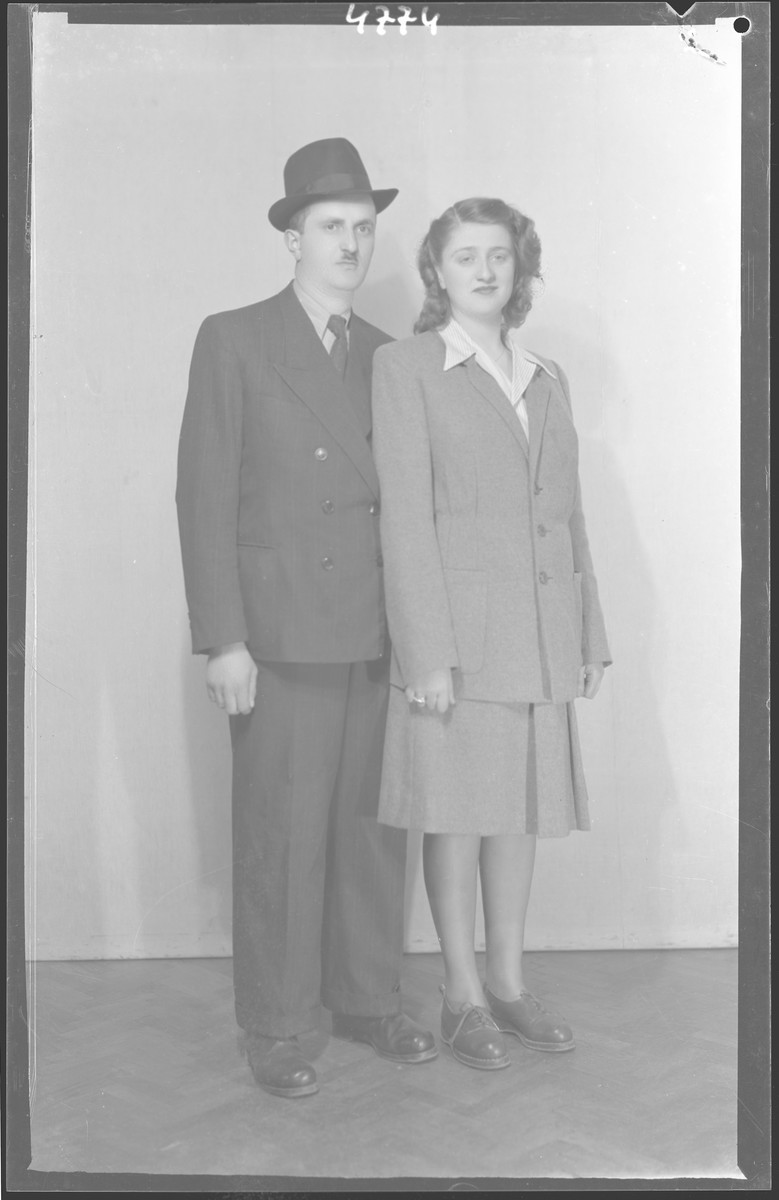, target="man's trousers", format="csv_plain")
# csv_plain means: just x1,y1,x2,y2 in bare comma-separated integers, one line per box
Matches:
229,657,407,1039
